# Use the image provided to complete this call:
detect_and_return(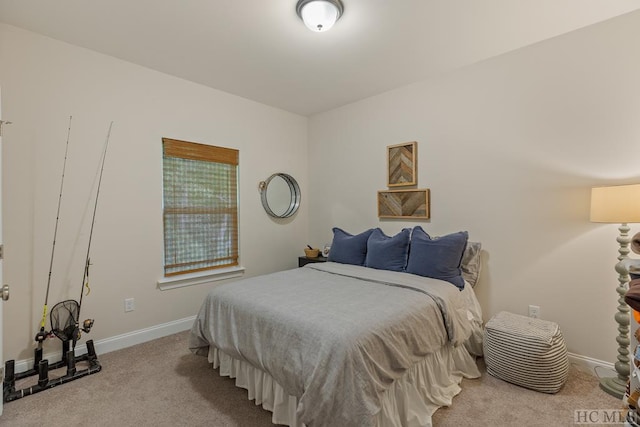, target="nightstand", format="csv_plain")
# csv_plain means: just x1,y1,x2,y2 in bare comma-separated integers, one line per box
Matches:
298,256,328,267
